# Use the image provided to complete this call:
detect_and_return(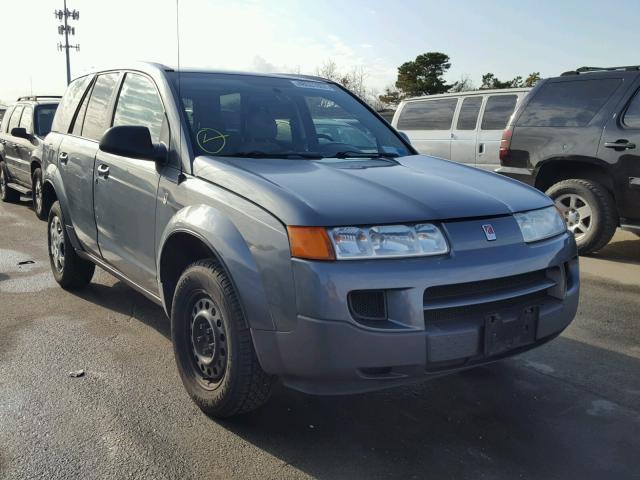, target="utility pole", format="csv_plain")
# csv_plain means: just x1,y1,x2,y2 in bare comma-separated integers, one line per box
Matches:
54,1,80,85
